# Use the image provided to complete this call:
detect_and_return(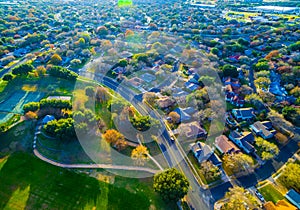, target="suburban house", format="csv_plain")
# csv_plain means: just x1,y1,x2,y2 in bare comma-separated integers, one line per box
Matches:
232,108,255,121
156,96,175,110
229,131,255,154
215,135,241,154
190,142,222,167
178,121,207,139
250,121,276,139
285,189,300,209
174,107,196,122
